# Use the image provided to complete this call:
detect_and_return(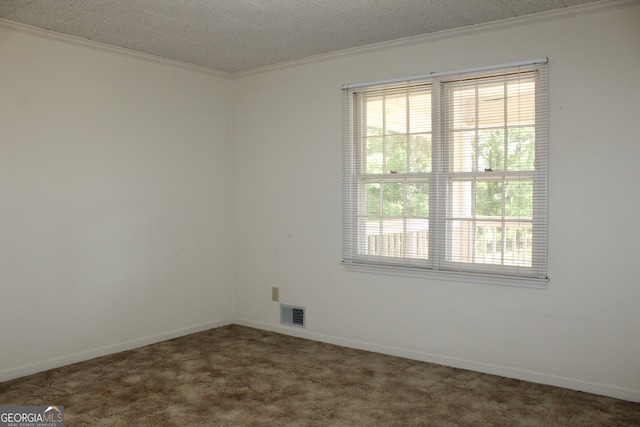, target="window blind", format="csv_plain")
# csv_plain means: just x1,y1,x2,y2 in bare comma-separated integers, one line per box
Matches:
342,59,549,282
